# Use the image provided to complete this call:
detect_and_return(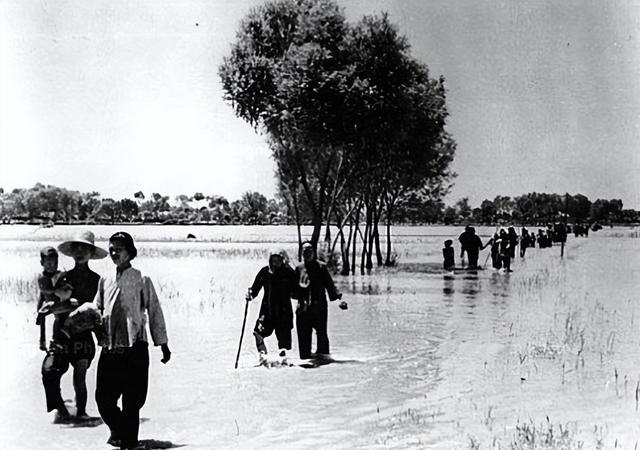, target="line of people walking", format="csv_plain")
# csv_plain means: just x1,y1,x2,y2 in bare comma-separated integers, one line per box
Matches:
446,225,547,272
